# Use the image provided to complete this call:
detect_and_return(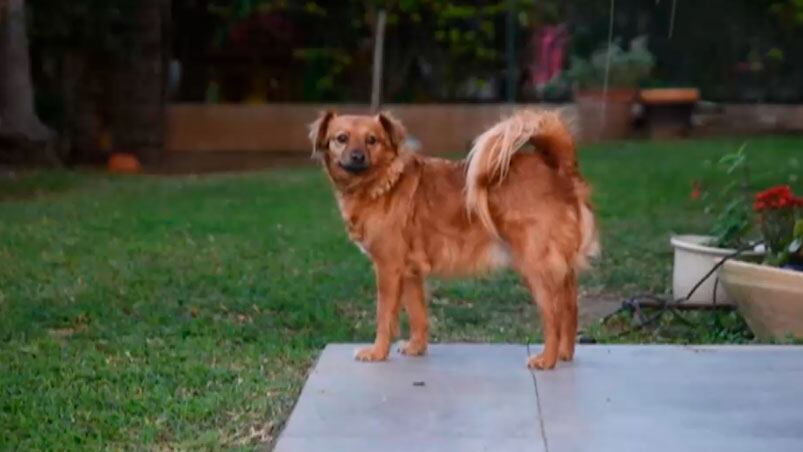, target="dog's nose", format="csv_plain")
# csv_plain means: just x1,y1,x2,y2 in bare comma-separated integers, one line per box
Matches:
350,150,366,164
